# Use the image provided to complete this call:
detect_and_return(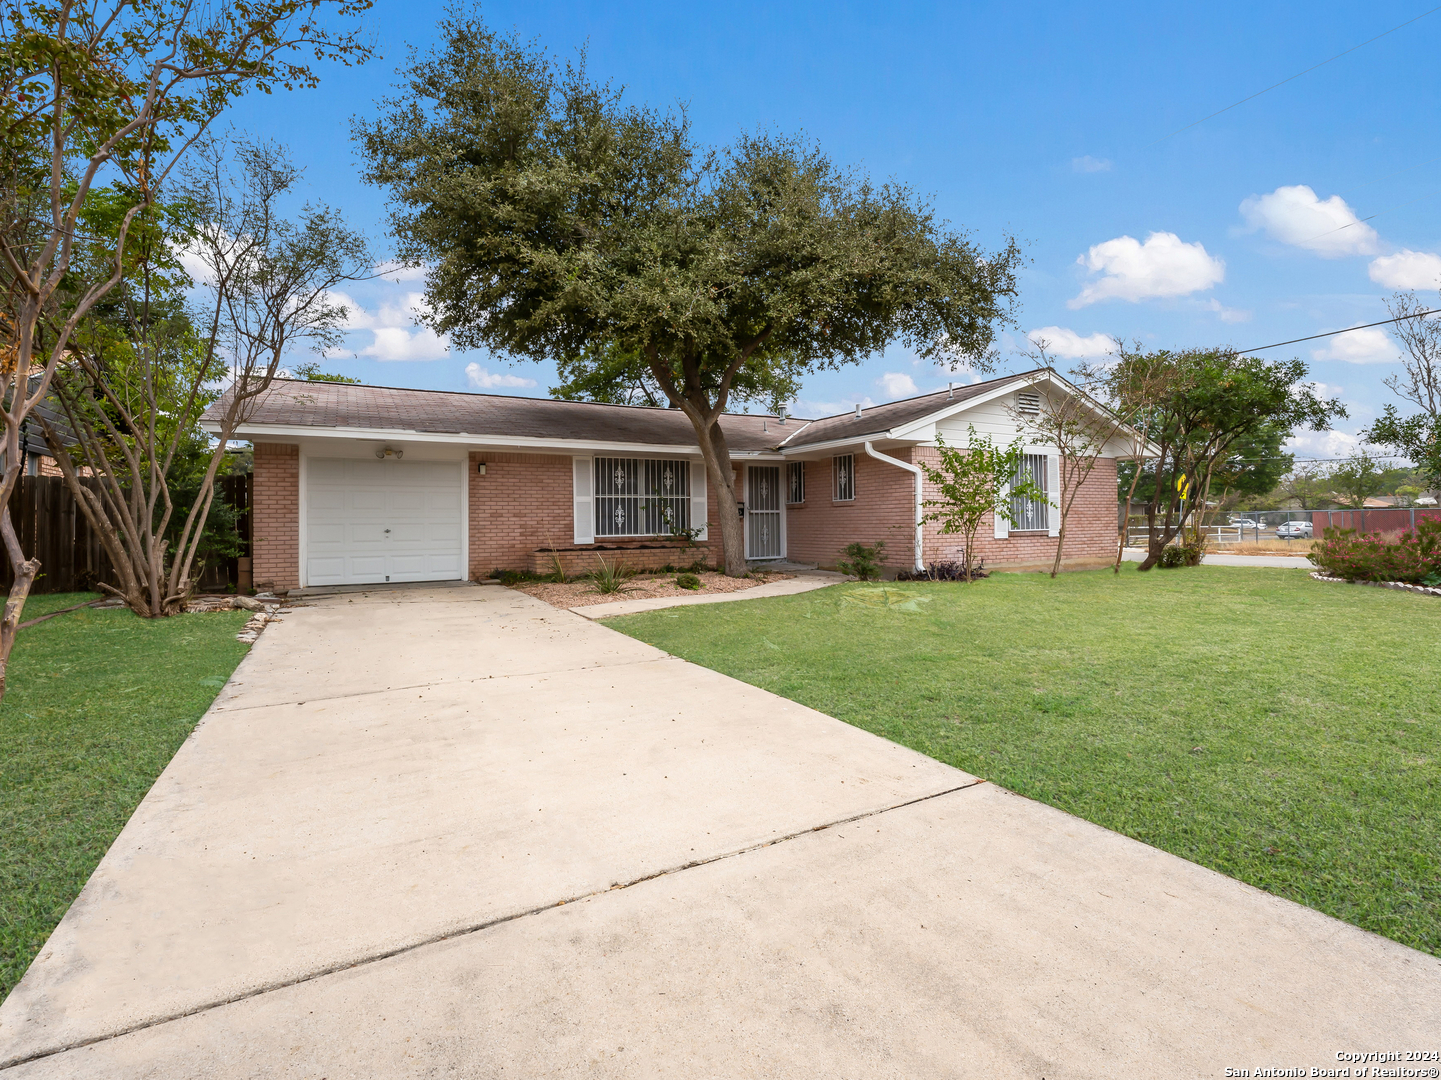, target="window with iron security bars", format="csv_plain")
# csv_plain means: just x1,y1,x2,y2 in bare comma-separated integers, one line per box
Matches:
833,454,855,501
1010,453,1048,531
594,457,691,537
786,461,805,504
